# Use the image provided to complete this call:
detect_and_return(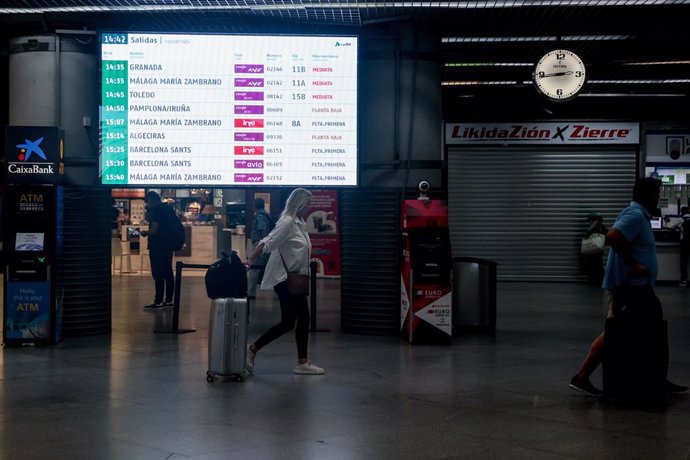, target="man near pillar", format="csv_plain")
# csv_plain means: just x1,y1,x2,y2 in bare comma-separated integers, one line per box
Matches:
247,197,274,299
141,191,177,309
